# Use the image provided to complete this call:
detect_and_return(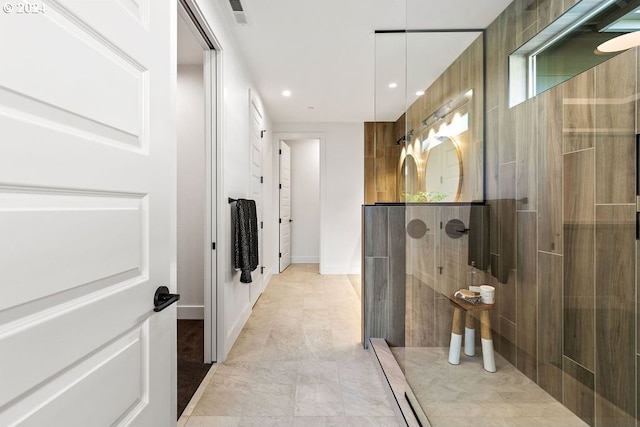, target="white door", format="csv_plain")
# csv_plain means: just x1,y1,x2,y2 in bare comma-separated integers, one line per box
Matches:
279,141,292,272
249,92,263,302
0,1,176,426
425,139,461,202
